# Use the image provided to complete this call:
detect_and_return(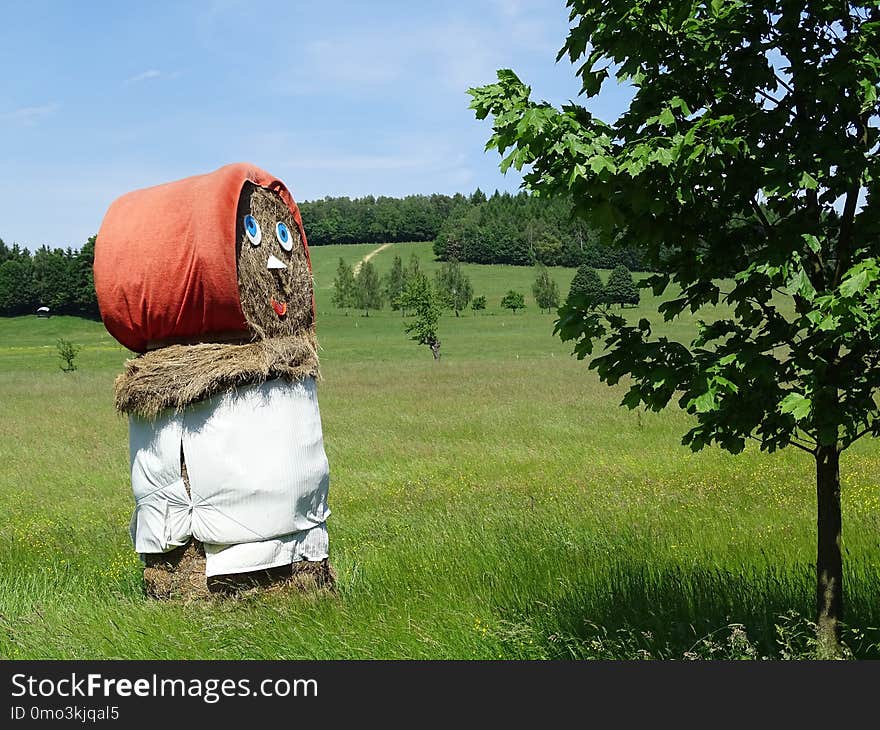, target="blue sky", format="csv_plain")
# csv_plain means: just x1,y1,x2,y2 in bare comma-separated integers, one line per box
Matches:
1,0,631,250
